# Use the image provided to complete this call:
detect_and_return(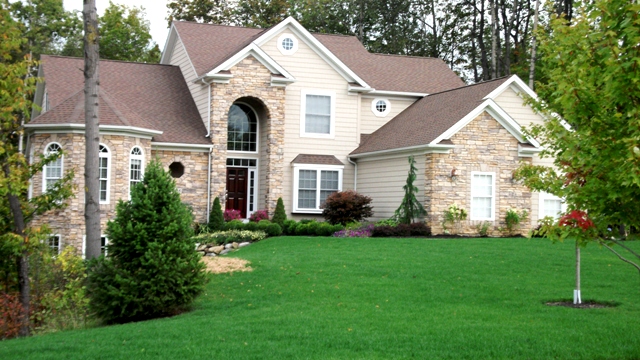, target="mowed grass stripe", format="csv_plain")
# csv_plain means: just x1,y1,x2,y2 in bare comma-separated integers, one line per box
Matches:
1,237,639,359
